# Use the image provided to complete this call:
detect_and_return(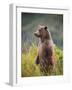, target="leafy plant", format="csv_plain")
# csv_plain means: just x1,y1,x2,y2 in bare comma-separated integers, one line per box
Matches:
21,43,63,77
